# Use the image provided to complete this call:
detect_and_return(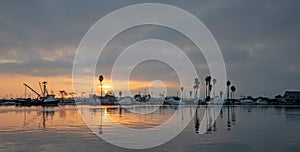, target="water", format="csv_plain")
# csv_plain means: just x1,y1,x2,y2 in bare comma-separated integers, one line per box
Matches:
0,105,299,152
